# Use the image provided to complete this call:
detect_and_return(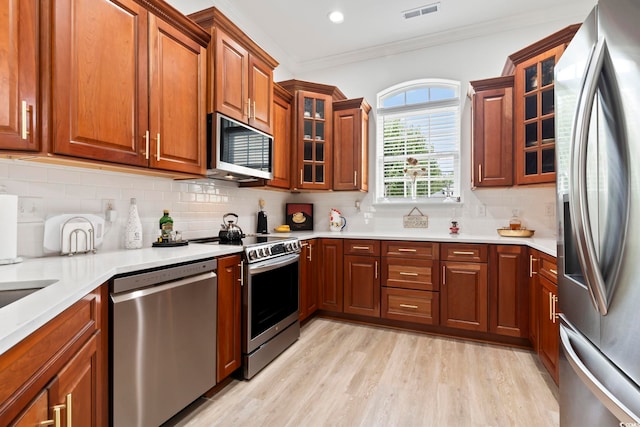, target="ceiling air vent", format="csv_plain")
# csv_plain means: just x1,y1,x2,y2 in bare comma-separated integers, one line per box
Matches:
402,2,440,20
